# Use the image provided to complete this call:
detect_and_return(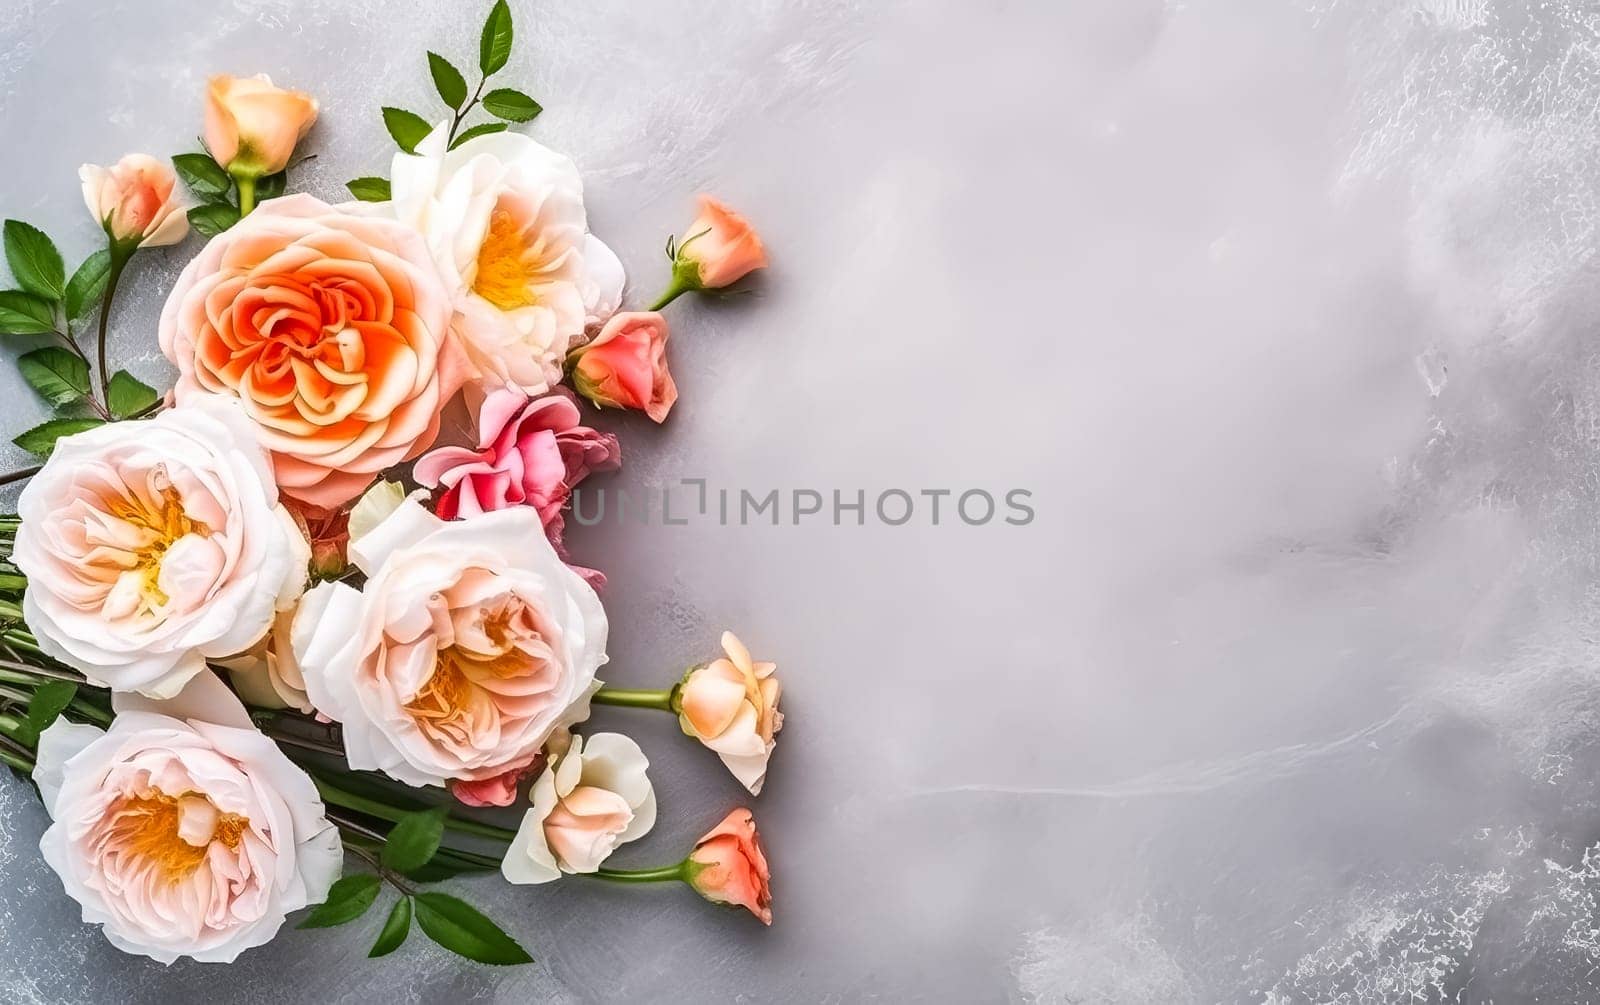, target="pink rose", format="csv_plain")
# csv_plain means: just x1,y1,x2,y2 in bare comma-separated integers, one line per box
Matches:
680,195,768,289
79,154,188,248
570,311,677,423
414,387,619,534
685,808,772,925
